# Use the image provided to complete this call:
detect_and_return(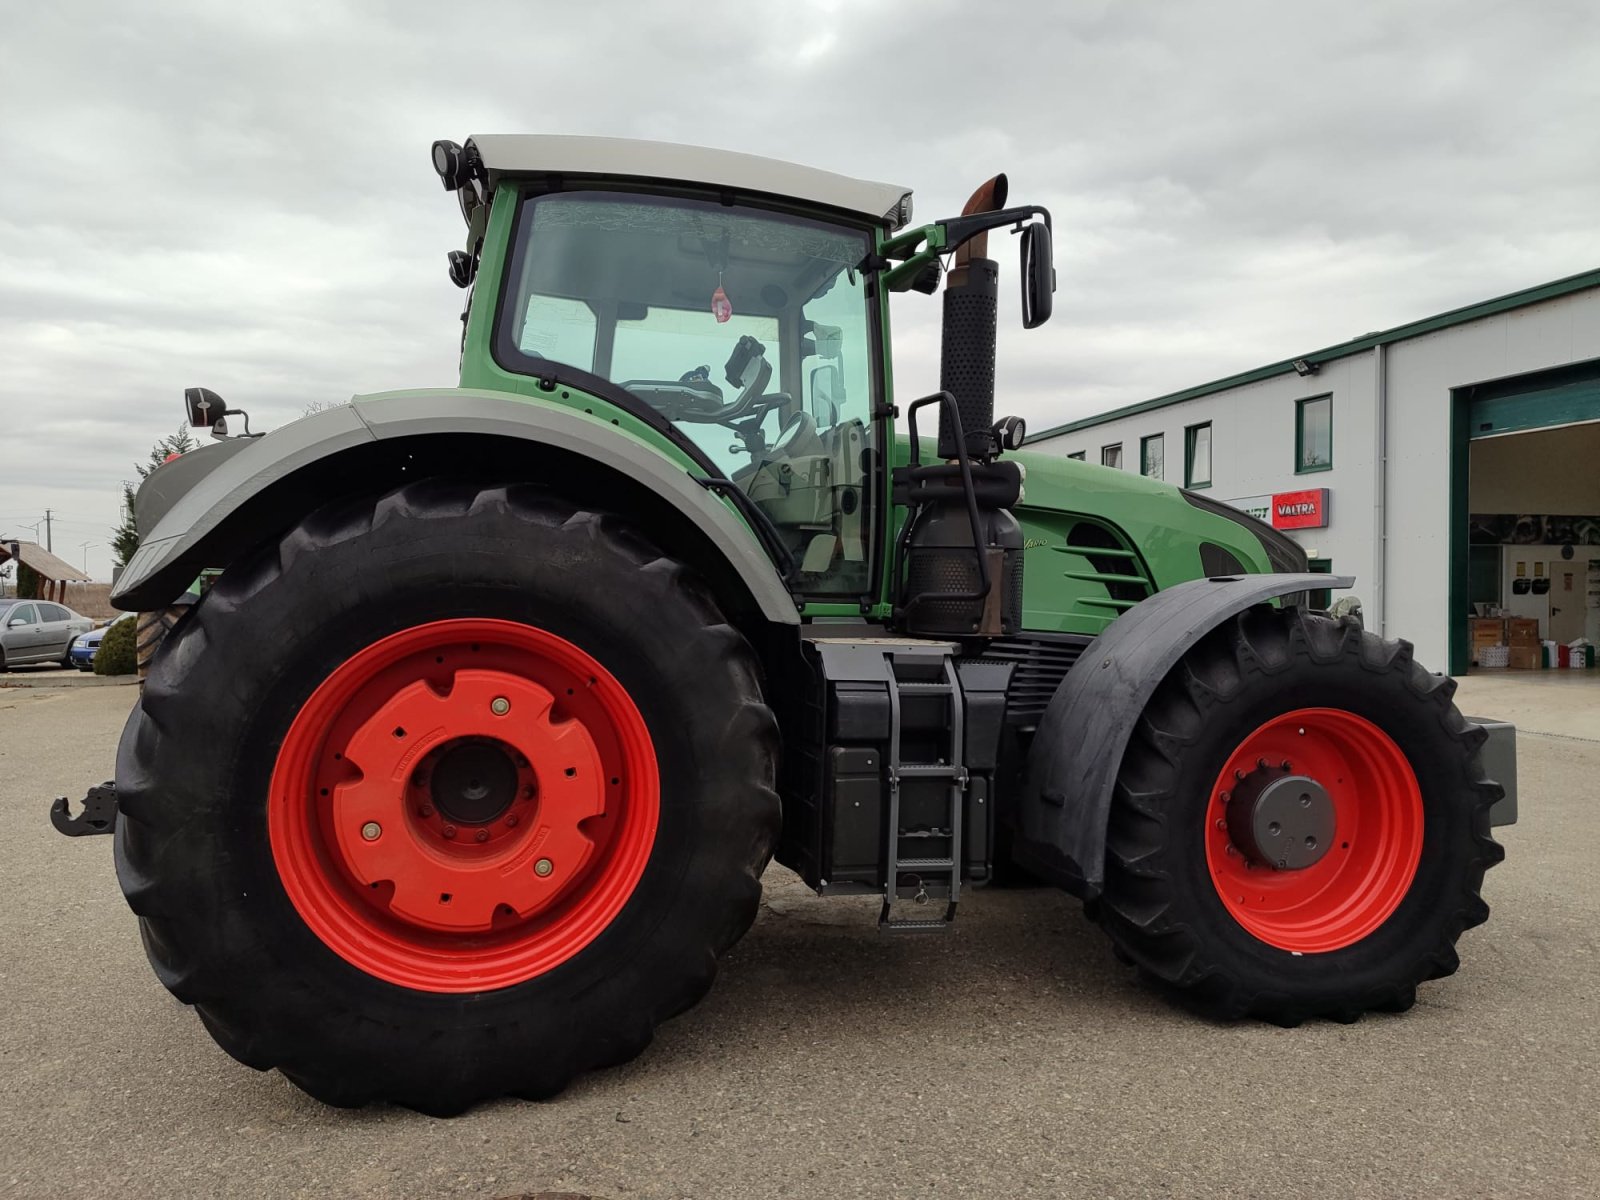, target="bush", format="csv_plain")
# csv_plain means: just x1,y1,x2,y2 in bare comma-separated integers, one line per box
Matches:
94,616,138,676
